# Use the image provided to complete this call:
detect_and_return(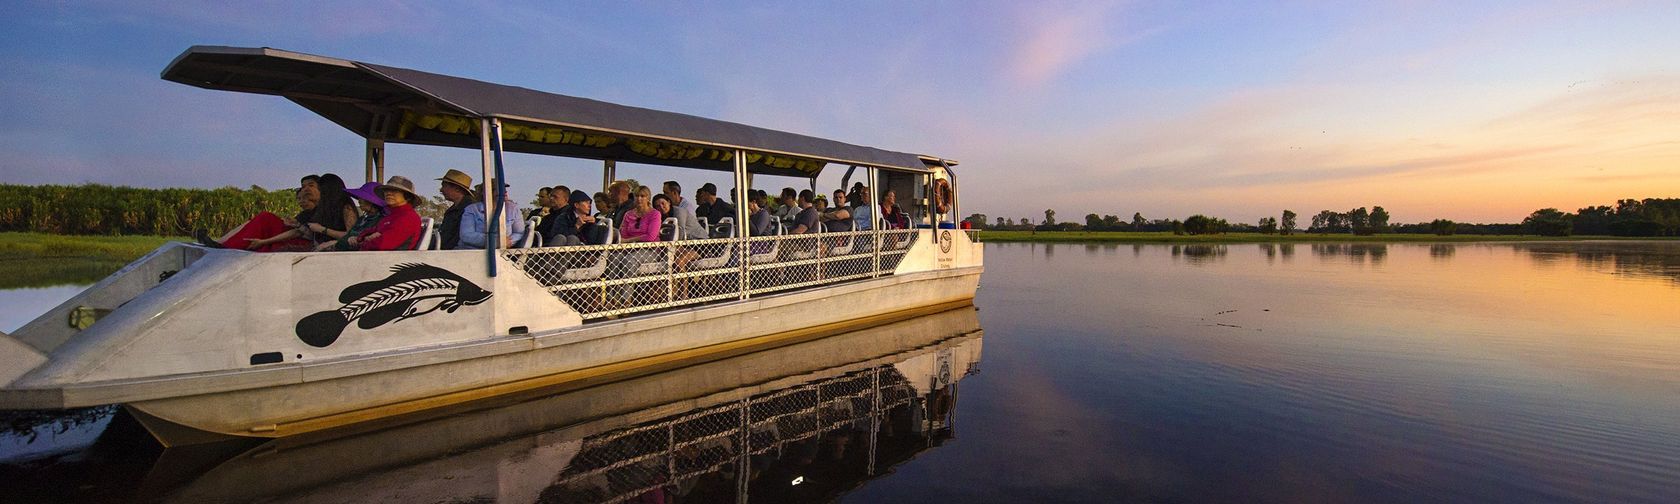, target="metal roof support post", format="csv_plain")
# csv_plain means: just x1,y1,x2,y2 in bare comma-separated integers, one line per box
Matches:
734,149,750,299
478,119,498,277
490,120,509,250
869,167,880,277
365,112,389,183
867,167,879,229
602,159,616,194
925,173,935,228
363,139,383,184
